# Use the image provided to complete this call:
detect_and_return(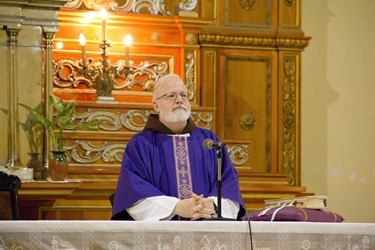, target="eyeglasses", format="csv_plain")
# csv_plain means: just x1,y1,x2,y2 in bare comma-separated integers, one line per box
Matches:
155,92,189,102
